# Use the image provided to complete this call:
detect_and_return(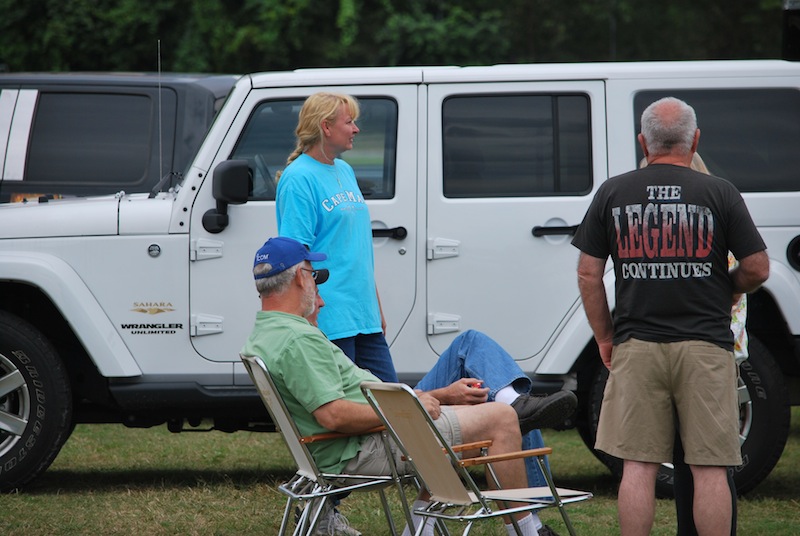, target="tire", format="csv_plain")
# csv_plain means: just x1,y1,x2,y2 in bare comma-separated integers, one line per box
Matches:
578,336,791,497
0,311,73,492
